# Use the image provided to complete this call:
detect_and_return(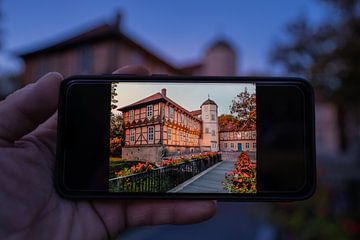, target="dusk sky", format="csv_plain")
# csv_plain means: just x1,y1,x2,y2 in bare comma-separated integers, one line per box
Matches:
3,0,326,74
113,82,256,115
